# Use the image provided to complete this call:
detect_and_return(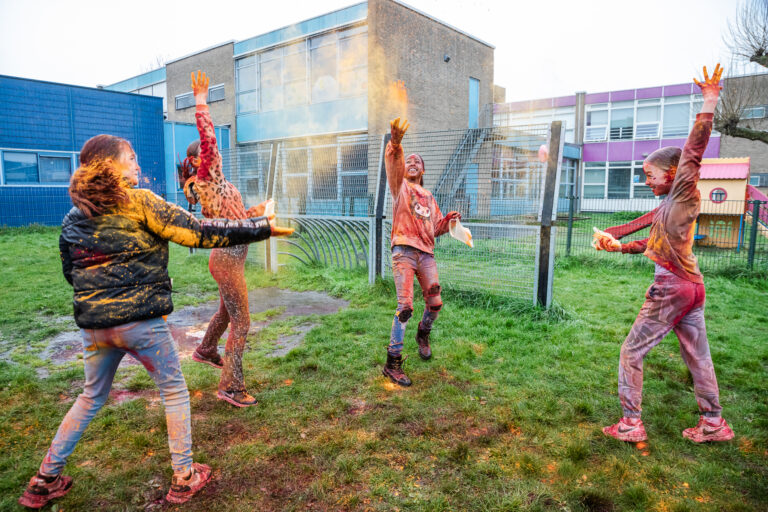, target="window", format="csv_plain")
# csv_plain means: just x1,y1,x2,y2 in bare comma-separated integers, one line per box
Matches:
260,48,284,111
135,81,167,112
635,99,660,138
236,55,258,113
175,92,195,110
559,158,577,198
607,161,631,198
632,162,655,198
2,152,72,185
310,32,339,103
208,85,225,103
742,106,766,119
491,146,537,199
311,146,338,200
710,187,727,203
583,162,606,198
585,105,608,141
340,140,368,198
663,96,690,137
750,176,760,186
284,42,308,107
609,102,634,140
338,27,368,98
